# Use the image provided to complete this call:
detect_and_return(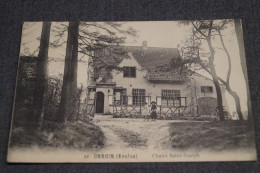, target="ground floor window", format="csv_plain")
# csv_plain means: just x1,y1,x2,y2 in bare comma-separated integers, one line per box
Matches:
133,89,146,106
161,89,181,107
